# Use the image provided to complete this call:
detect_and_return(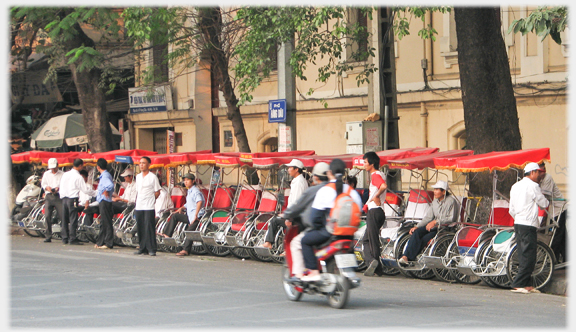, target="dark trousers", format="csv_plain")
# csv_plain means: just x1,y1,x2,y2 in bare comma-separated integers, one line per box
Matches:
181,219,202,253
362,208,385,270
265,216,301,244
550,210,567,262
265,216,286,244
301,229,331,270
135,209,157,254
61,197,79,242
511,224,538,288
44,193,63,239
82,206,100,226
163,213,189,237
96,200,114,248
404,226,437,261
112,201,128,214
